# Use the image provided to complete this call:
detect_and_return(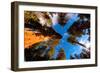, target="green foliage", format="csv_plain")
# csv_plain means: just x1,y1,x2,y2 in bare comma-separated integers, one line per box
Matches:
24,11,39,24
48,47,55,59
